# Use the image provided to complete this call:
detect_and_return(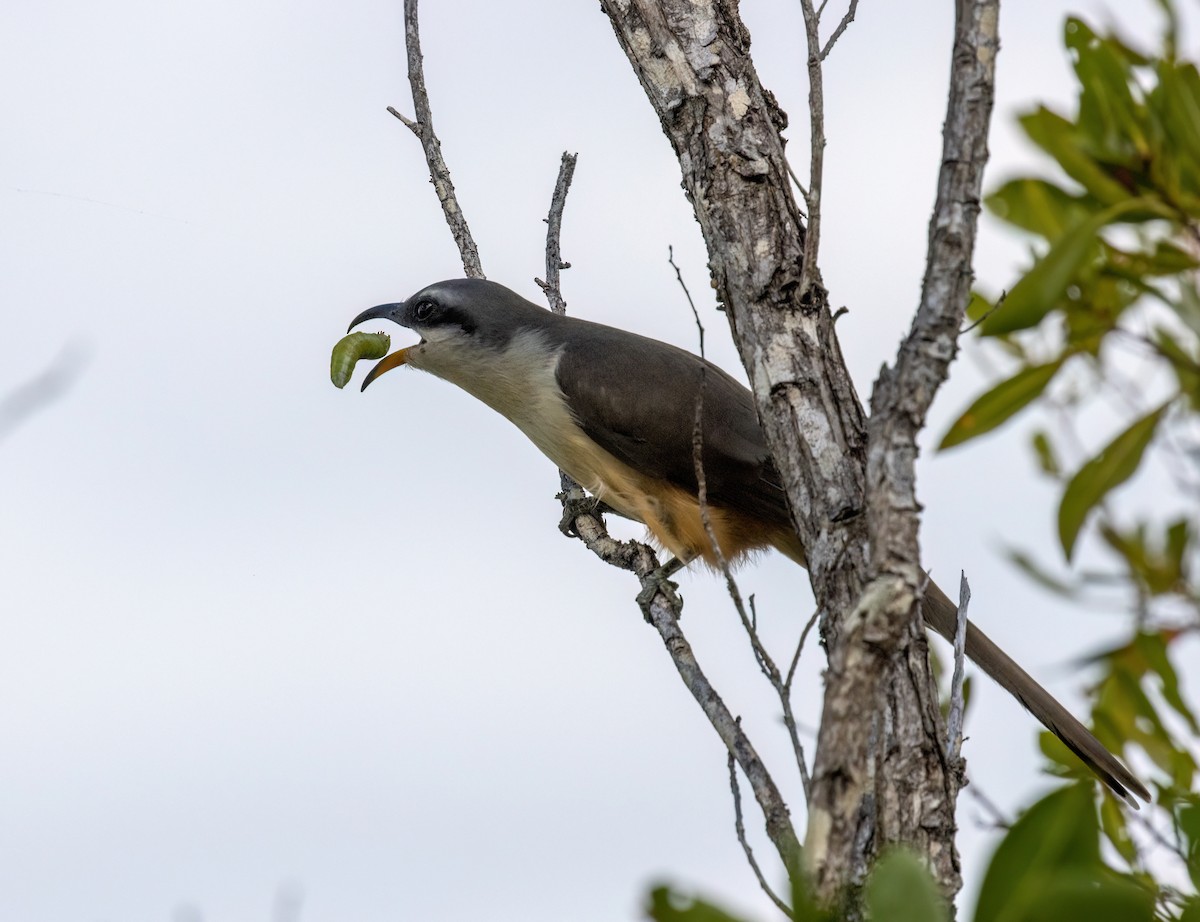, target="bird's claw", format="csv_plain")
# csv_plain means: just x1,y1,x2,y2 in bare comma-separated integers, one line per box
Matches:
556,493,614,538
636,565,684,622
